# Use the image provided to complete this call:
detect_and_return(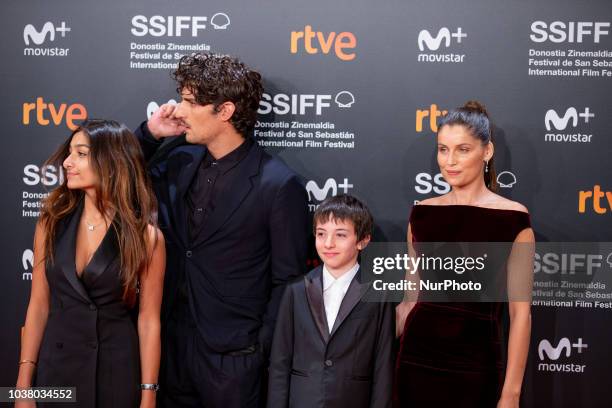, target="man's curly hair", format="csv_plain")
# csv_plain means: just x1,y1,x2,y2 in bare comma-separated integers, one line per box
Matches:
173,53,264,137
